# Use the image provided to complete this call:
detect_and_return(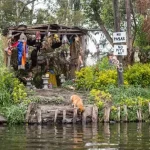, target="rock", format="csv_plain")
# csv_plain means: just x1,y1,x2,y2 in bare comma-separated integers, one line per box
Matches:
0,115,7,123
